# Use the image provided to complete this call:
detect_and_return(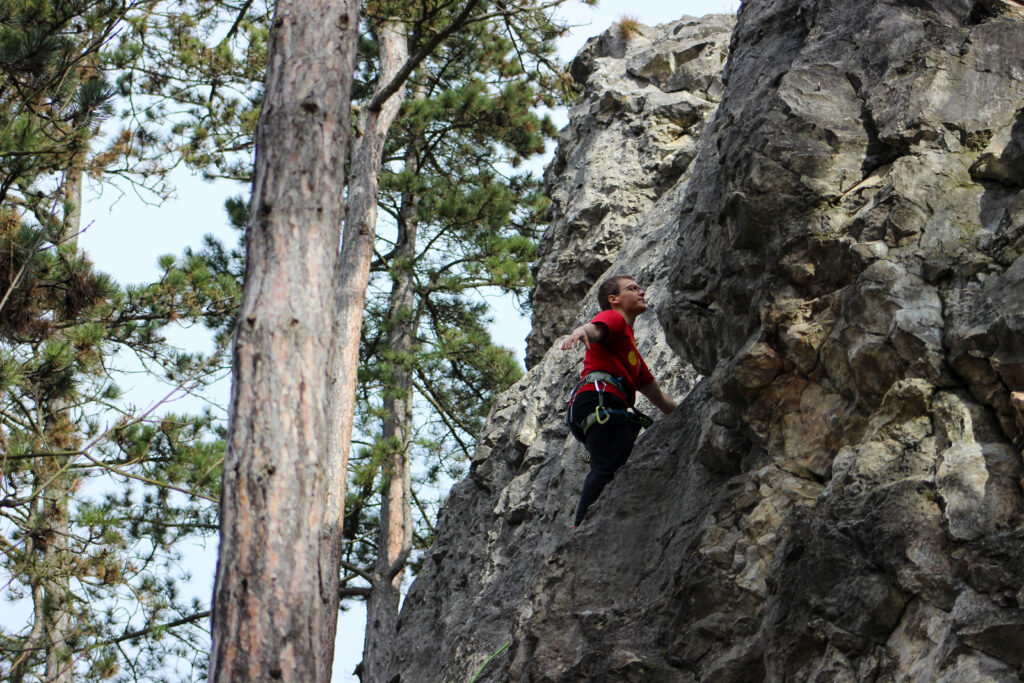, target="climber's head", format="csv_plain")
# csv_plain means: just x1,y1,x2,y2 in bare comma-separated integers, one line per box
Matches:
598,275,647,317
